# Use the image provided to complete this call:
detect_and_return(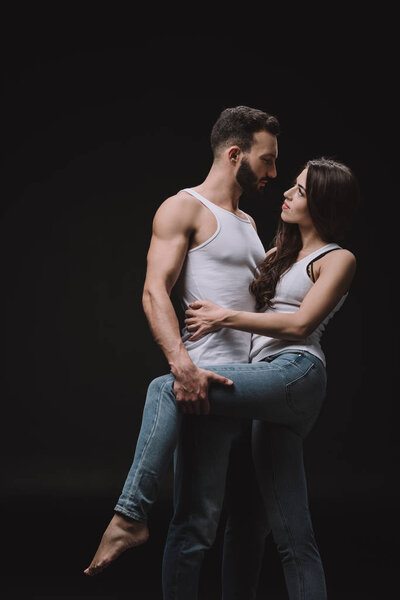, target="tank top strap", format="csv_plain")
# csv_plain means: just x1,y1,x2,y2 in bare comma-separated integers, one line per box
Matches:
181,188,251,223
181,188,221,215
306,243,343,282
